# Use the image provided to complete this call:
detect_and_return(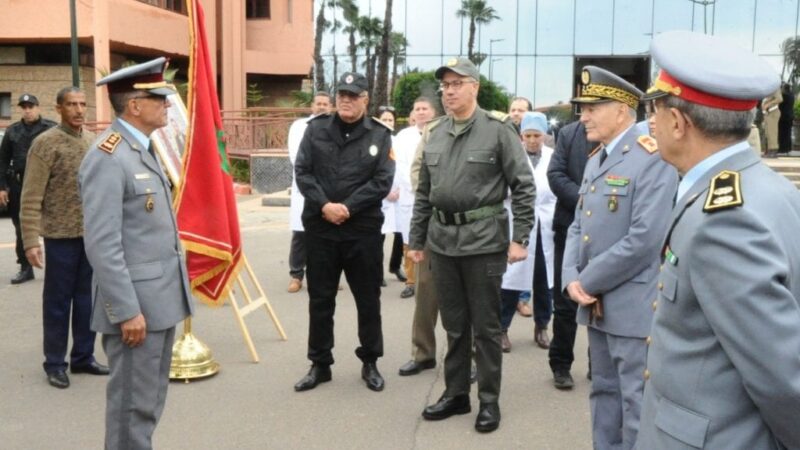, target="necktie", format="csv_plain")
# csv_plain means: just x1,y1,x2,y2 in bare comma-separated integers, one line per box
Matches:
147,141,156,159
599,147,608,165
